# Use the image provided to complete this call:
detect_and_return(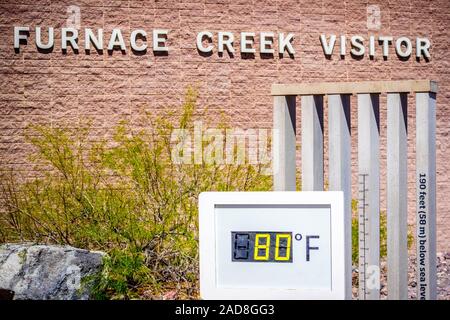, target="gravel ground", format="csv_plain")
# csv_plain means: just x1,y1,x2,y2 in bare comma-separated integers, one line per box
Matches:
352,252,450,300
